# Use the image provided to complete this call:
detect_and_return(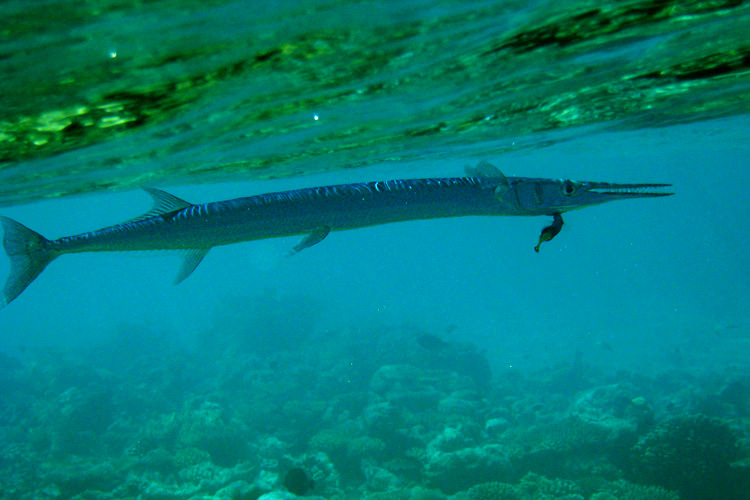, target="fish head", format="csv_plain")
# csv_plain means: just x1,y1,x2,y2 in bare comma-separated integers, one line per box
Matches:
513,178,673,215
